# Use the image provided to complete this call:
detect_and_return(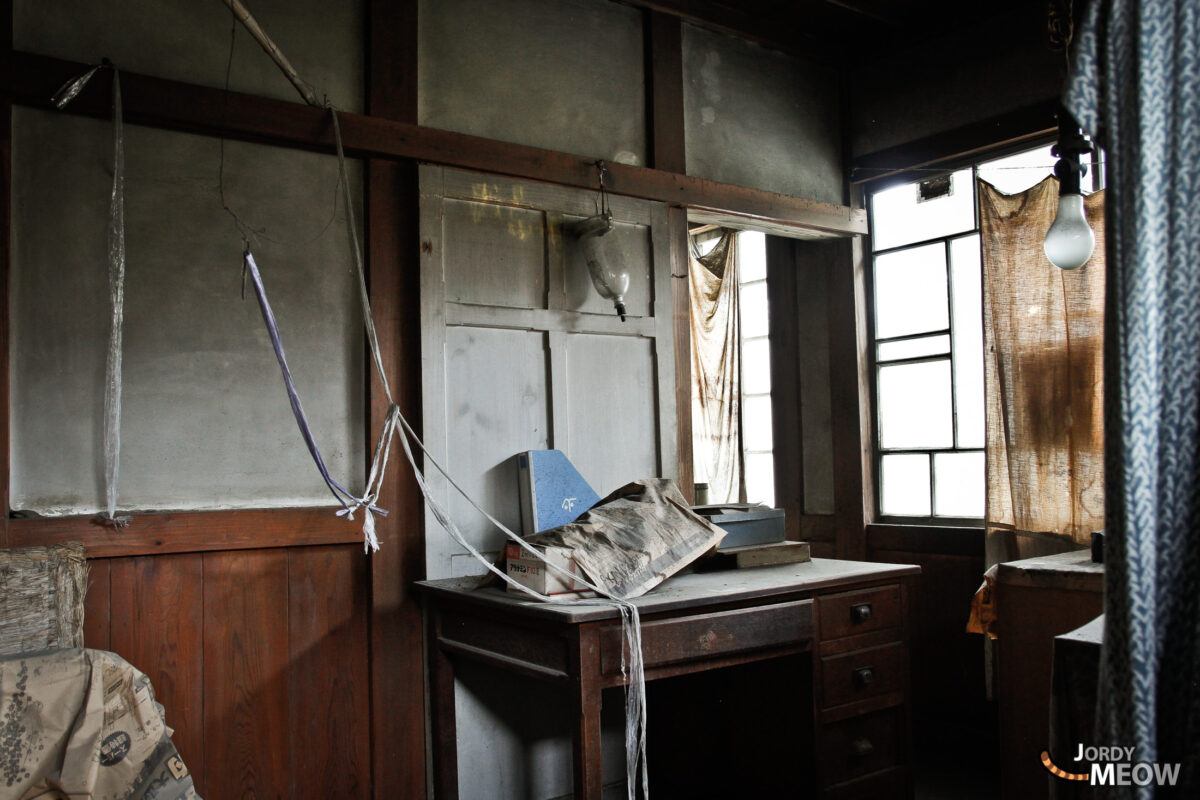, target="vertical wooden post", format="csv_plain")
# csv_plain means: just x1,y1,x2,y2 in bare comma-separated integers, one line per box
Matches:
367,2,426,798
829,237,874,559
645,10,692,499
2,0,12,547
645,11,685,174
766,236,805,541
